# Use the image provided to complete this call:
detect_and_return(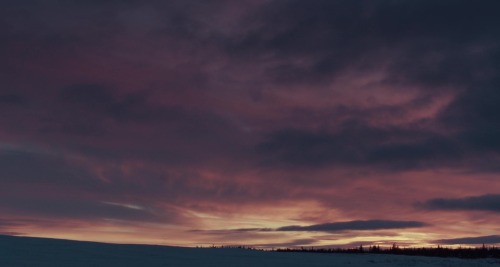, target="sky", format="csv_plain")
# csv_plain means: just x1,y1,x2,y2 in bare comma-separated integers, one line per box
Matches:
1,0,500,248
